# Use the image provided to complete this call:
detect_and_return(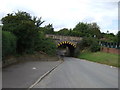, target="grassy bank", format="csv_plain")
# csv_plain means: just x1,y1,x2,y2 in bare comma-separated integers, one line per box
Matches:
78,52,119,67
